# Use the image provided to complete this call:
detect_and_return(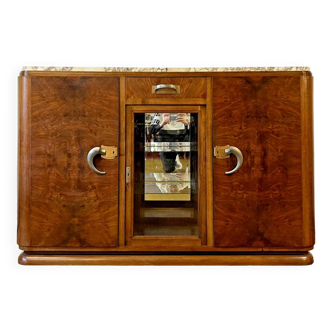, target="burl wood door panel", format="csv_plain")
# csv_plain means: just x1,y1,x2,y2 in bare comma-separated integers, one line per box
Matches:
18,76,119,247
213,76,308,248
